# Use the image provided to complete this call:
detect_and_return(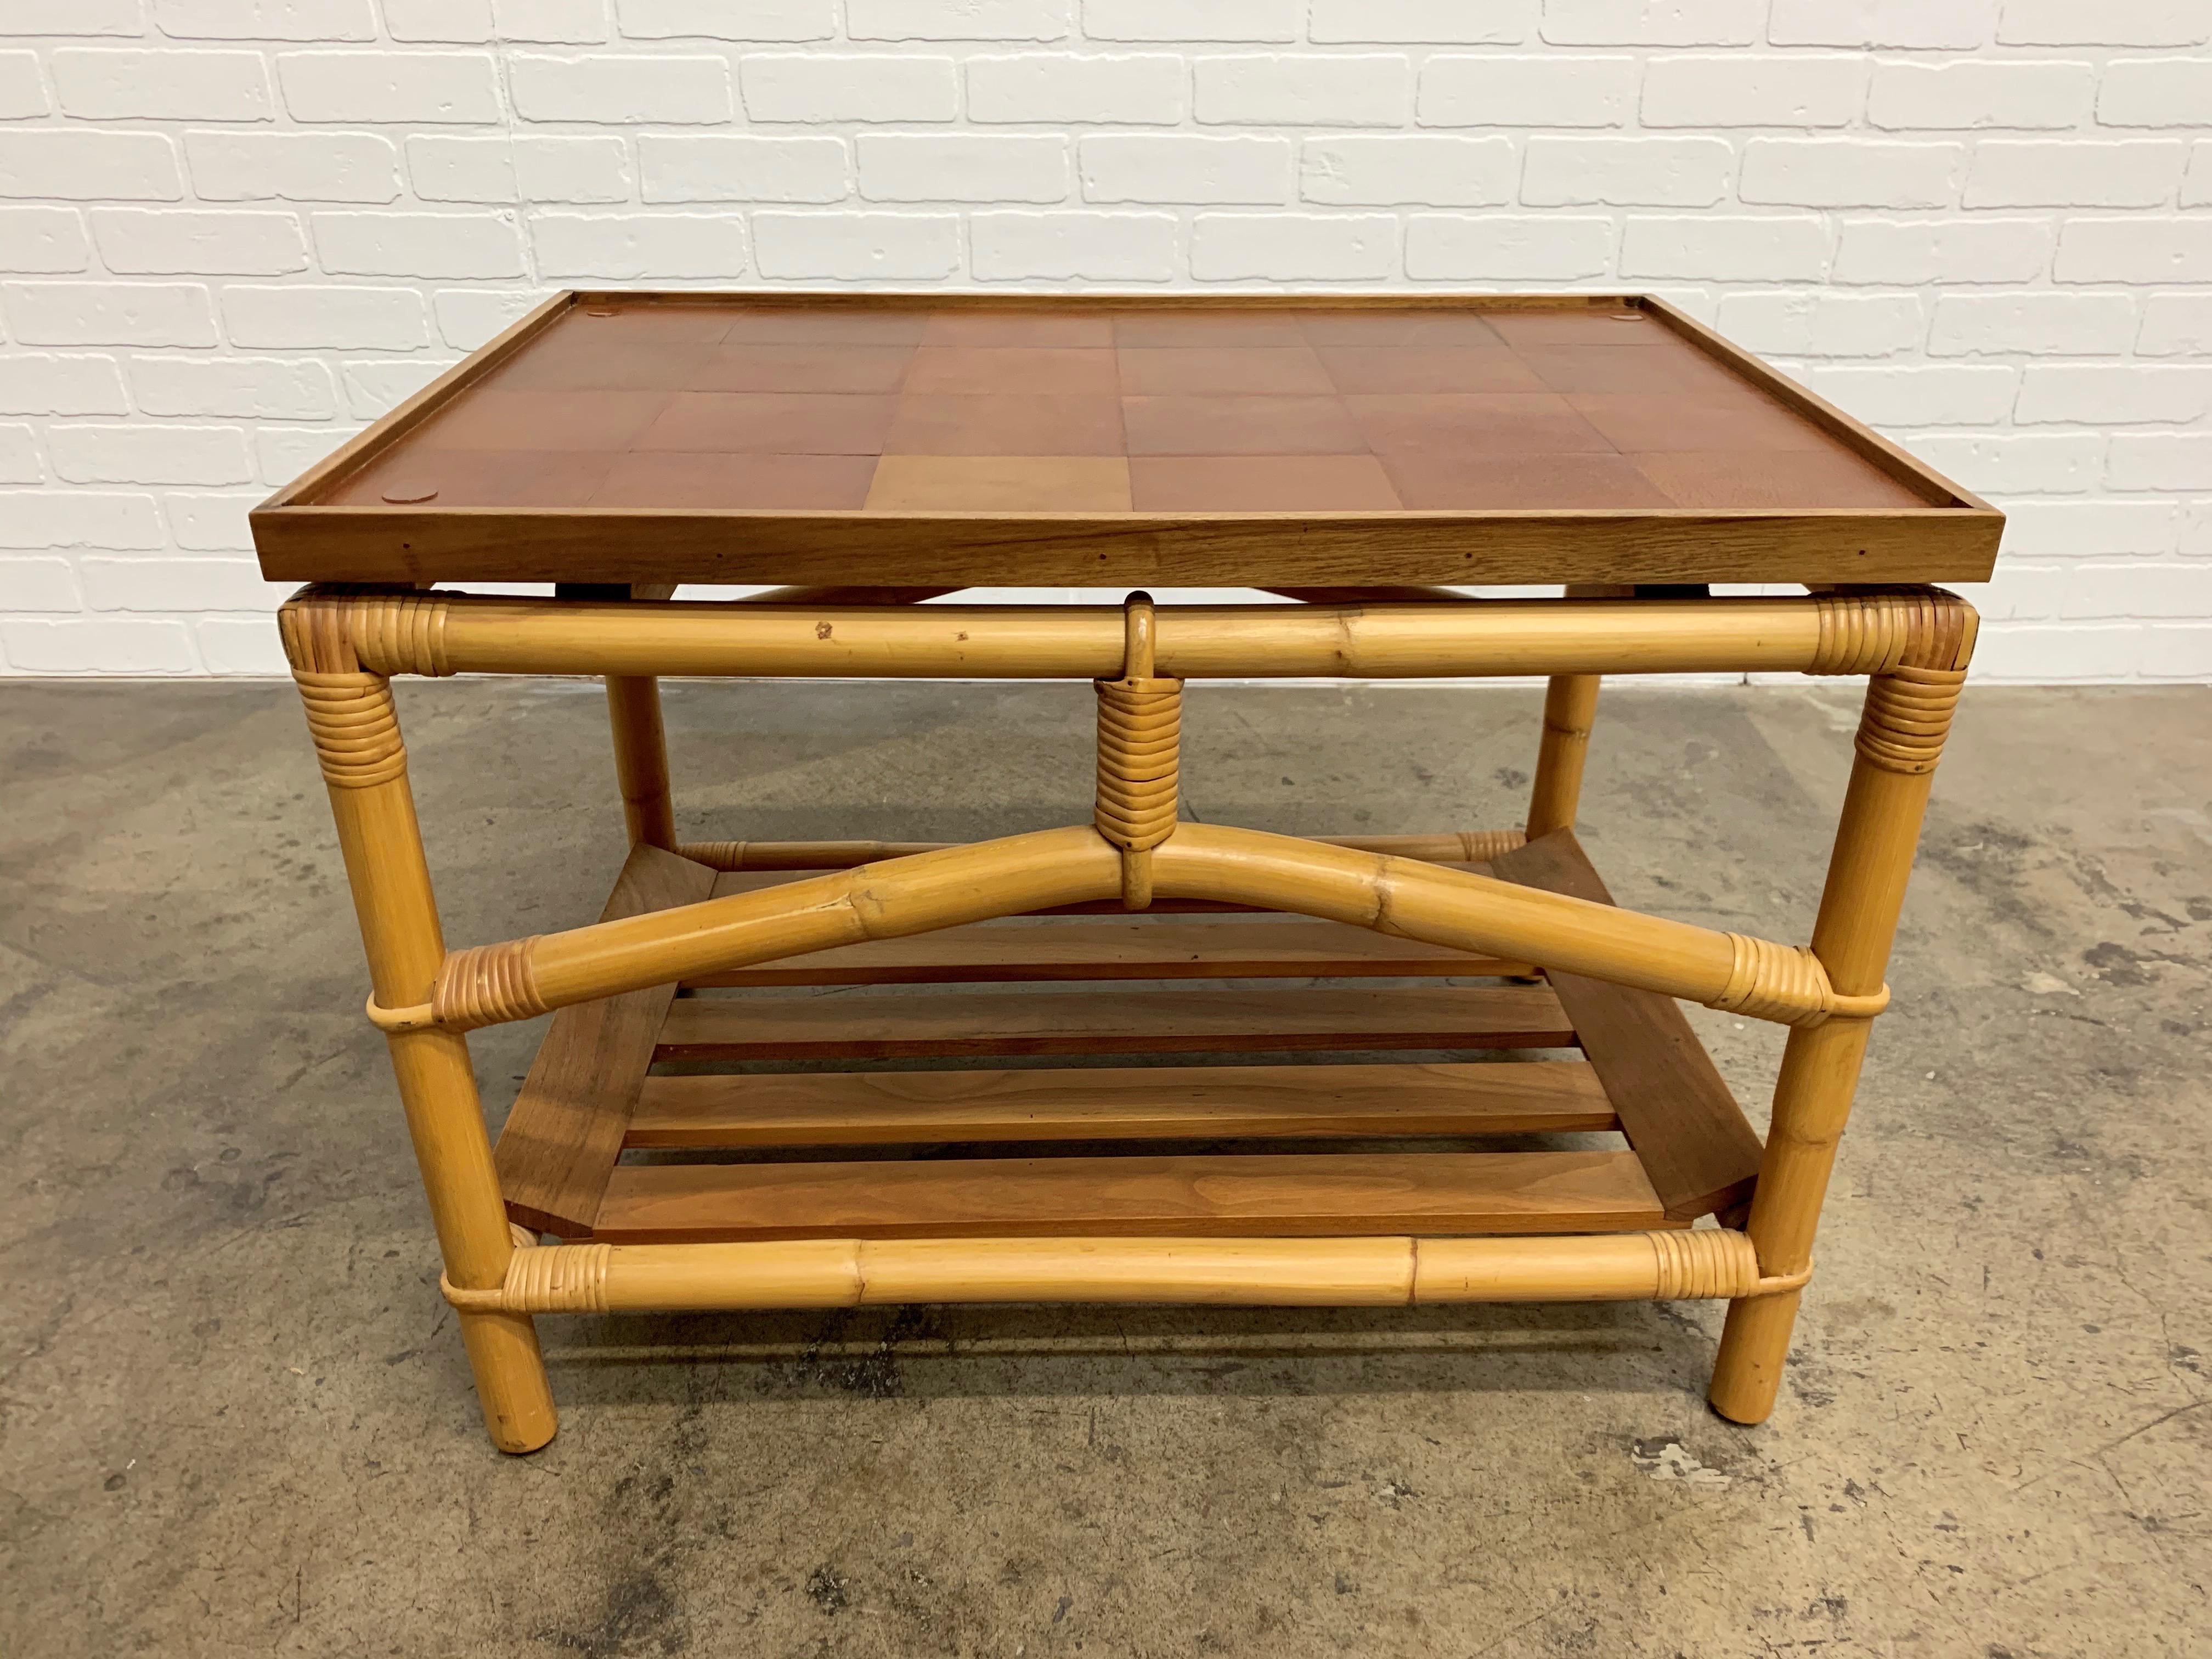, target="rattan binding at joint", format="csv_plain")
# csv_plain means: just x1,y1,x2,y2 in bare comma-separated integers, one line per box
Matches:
1855,666,1966,775
1451,830,1527,861
1094,592,1183,911
347,592,454,678
294,670,405,789
1649,1228,1761,1299
1712,933,1888,1026
432,937,547,1030
442,1242,611,1314
1805,589,1977,676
